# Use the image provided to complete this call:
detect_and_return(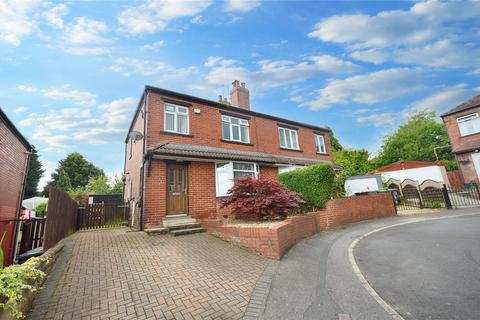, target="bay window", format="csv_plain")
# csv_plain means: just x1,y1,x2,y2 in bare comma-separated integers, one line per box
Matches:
164,103,189,134
222,115,249,143
457,113,480,136
279,127,299,150
215,162,259,197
